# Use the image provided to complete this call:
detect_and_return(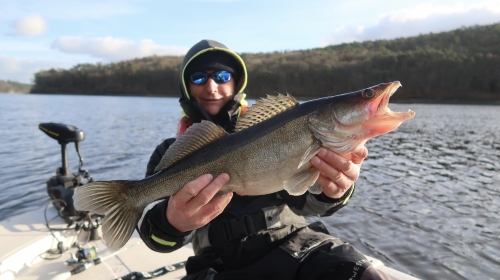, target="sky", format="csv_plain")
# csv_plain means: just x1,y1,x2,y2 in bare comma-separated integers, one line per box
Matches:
1,0,500,84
